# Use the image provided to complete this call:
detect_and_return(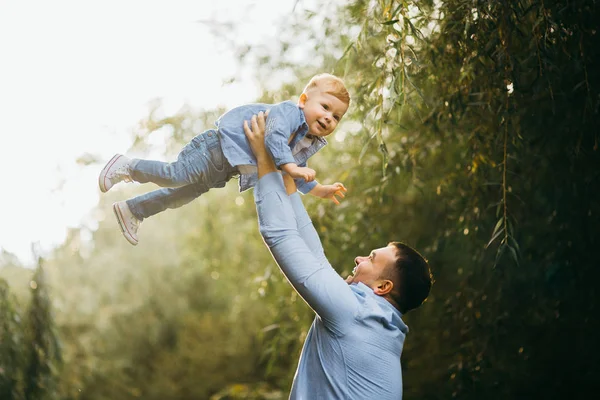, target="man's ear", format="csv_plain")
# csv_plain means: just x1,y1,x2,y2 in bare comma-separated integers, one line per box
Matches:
298,93,307,109
373,279,394,296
